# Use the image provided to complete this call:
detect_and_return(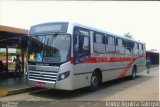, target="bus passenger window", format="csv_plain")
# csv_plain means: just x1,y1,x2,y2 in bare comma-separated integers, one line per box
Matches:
139,44,144,55
73,27,90,64
106,35,116,54
93,33,105,54
142,44,144,50
137,43,139,49
115,38,118,46
82,35,89,54
122,40,126,47
108,36,114,45
116,38,125,54
125,41,134,54
133,42,139,55
73,29,80,53
142,44,145,54
106,36,108,45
